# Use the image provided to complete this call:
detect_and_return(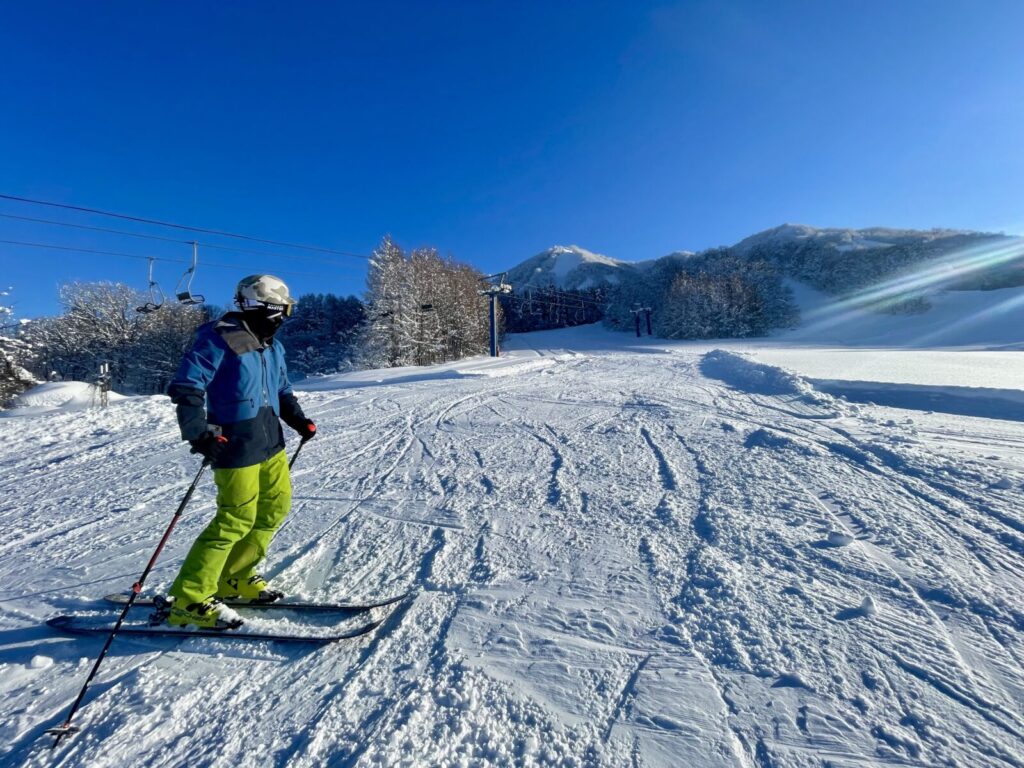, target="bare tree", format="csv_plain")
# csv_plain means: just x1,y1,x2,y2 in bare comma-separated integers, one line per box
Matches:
23,282,211,394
